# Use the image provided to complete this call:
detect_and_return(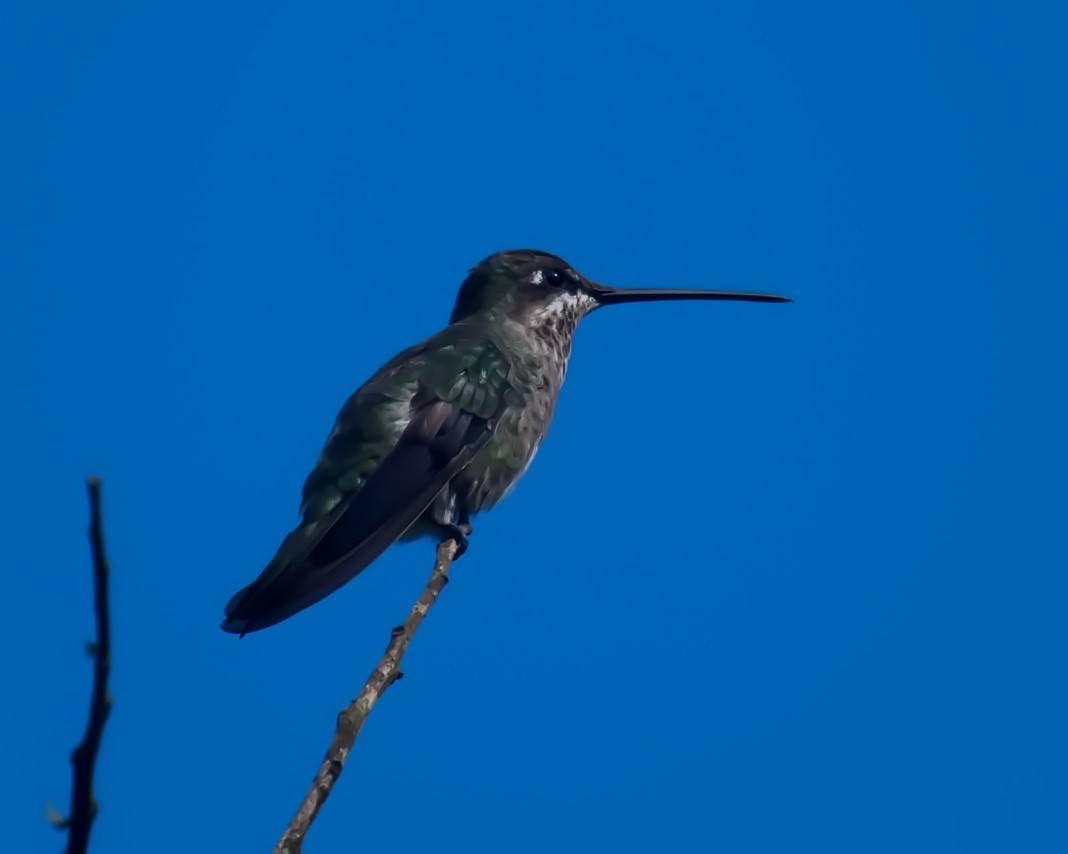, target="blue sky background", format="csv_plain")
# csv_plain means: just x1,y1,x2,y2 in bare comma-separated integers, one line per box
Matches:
4,2,1067,852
